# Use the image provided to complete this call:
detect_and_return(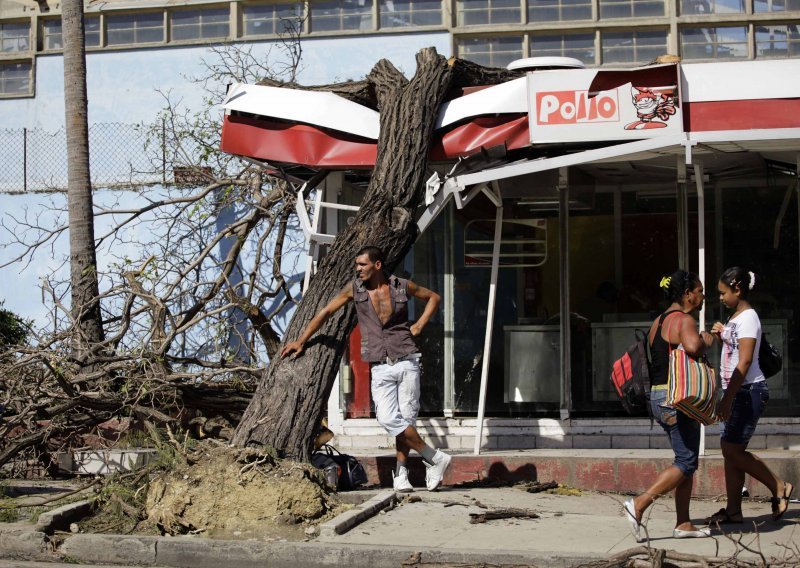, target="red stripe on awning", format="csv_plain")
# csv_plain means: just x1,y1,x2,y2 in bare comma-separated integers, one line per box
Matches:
685,99,800,132
431,115,530,161
220,114,377,168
